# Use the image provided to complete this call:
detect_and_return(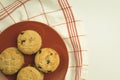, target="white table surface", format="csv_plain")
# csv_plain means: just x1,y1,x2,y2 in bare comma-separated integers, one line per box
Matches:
77,0,120,80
